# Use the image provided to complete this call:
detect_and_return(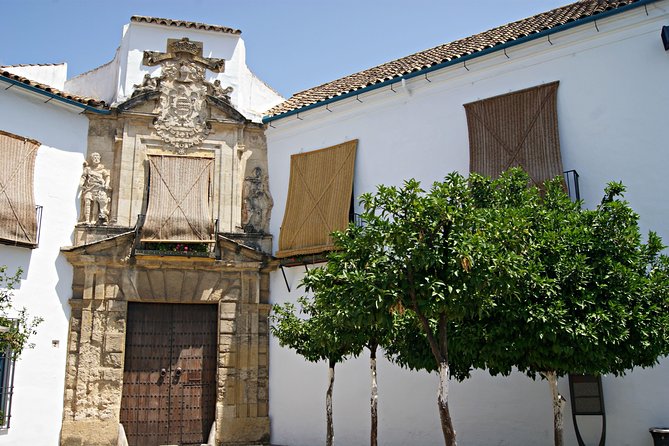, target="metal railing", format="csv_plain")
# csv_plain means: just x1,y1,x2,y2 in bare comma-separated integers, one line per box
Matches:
132,214,219,258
